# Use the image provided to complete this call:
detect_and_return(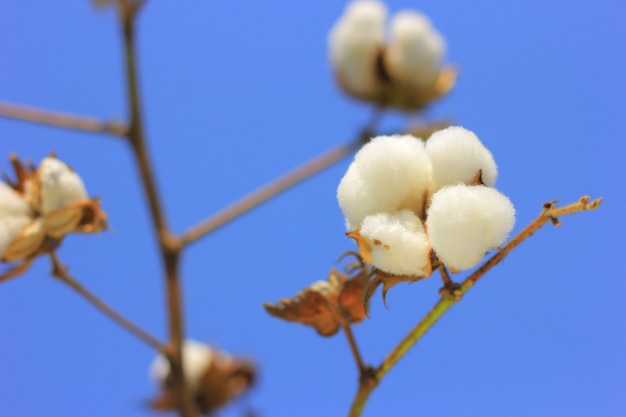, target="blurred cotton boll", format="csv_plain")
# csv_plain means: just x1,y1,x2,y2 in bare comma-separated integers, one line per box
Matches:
360,210,431,276
151,340,214,392
0,182,33,260
150,340,256,415
426,184,515,271
385,11,446,89
38,157,88,215
425,126,498,193
328,0,387,98
337,135,431,231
